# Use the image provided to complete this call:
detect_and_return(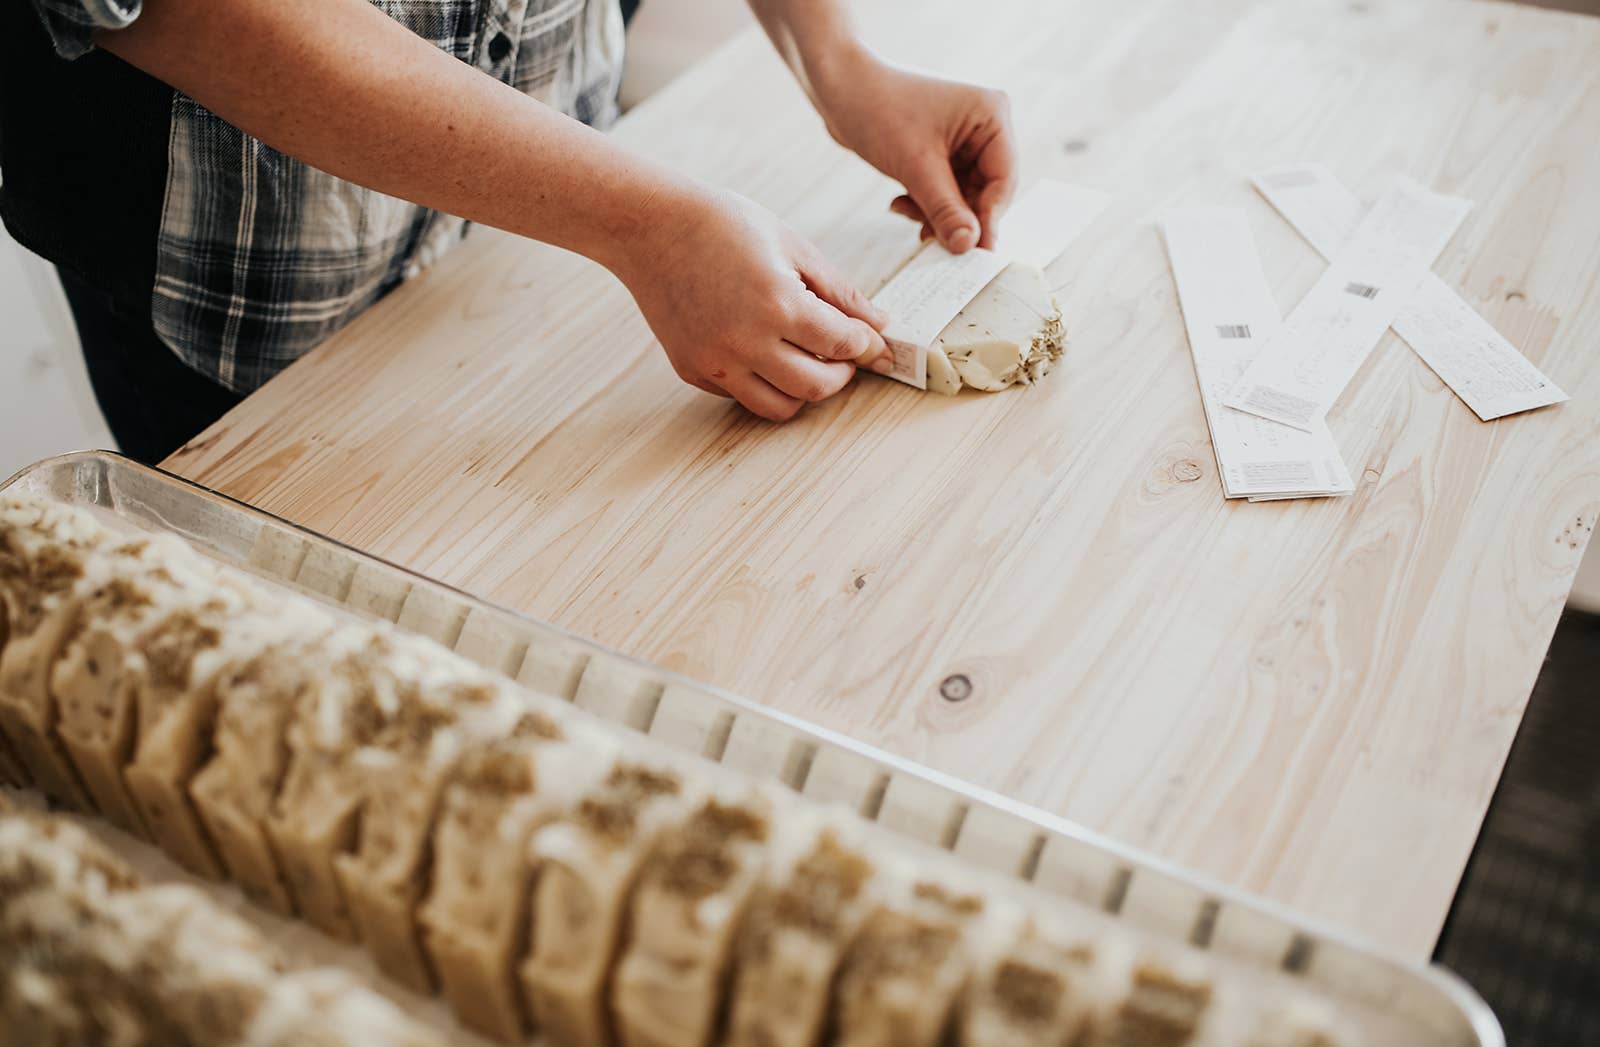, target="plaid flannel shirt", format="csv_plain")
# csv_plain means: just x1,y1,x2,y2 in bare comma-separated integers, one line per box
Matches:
26,0,625,394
